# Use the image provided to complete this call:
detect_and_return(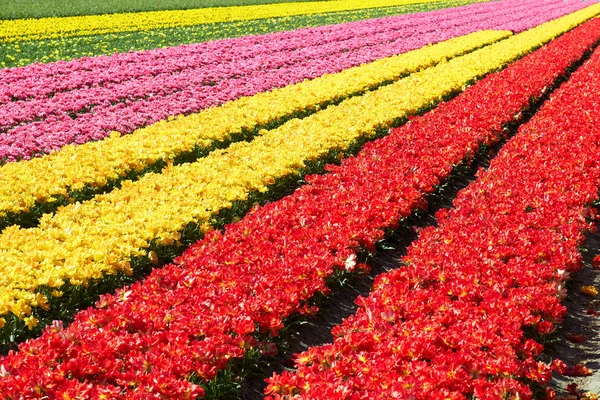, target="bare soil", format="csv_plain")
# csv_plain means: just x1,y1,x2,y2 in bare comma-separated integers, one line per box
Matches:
544,220,600,399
